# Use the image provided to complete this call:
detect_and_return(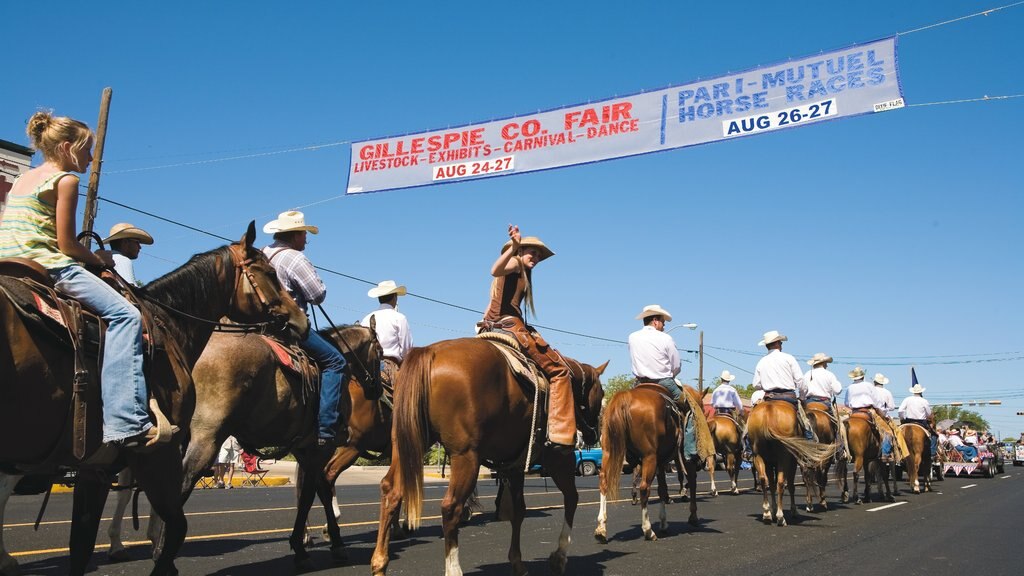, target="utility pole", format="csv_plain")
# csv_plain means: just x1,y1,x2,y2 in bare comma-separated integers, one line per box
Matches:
698,330,704,393
81,88,113,248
